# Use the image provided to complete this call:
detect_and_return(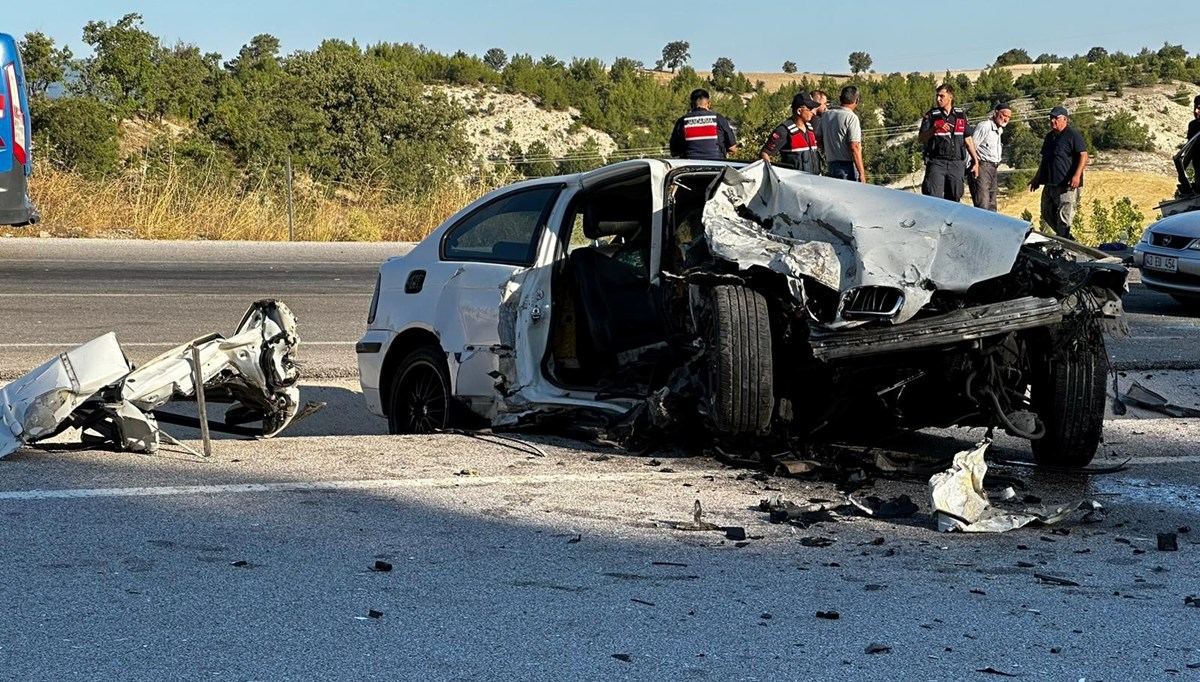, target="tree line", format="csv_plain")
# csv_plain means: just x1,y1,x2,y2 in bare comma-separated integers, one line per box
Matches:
18,16,1200,198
